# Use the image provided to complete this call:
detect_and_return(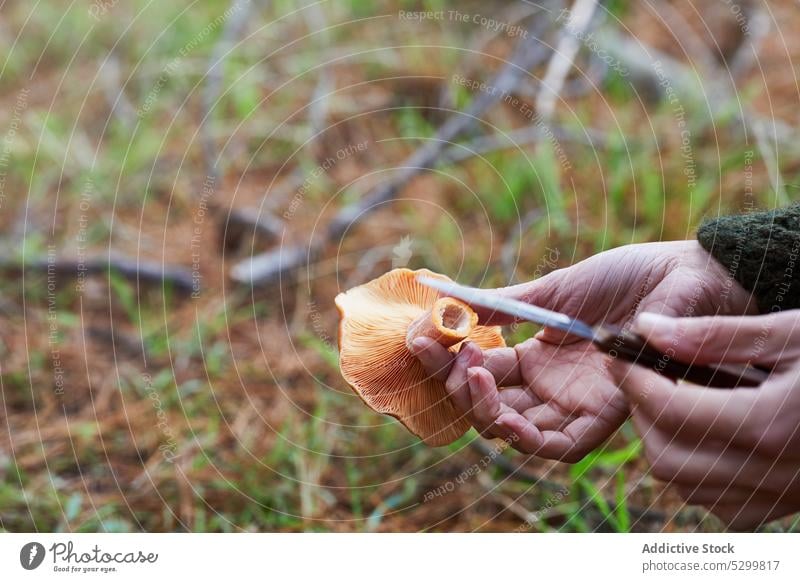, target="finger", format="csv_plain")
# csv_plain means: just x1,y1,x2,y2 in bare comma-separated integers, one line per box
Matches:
411,337,454,382
467,367,502,434
483,403,527,441
522,403,575,432
611,359,764,450
498,387,541,412
412,340,521,387
499,413,617,463
633,311,800,366
635,416,800,493
494,411,543,454
535,414,622,463
444,342,483,416
483,348,523,386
